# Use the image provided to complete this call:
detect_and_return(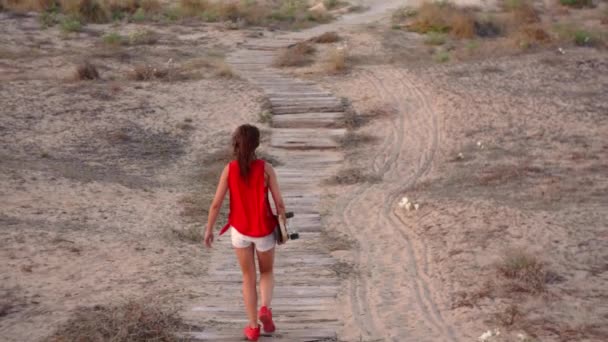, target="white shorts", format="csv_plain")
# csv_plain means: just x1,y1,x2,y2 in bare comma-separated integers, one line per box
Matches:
230,227,276,252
